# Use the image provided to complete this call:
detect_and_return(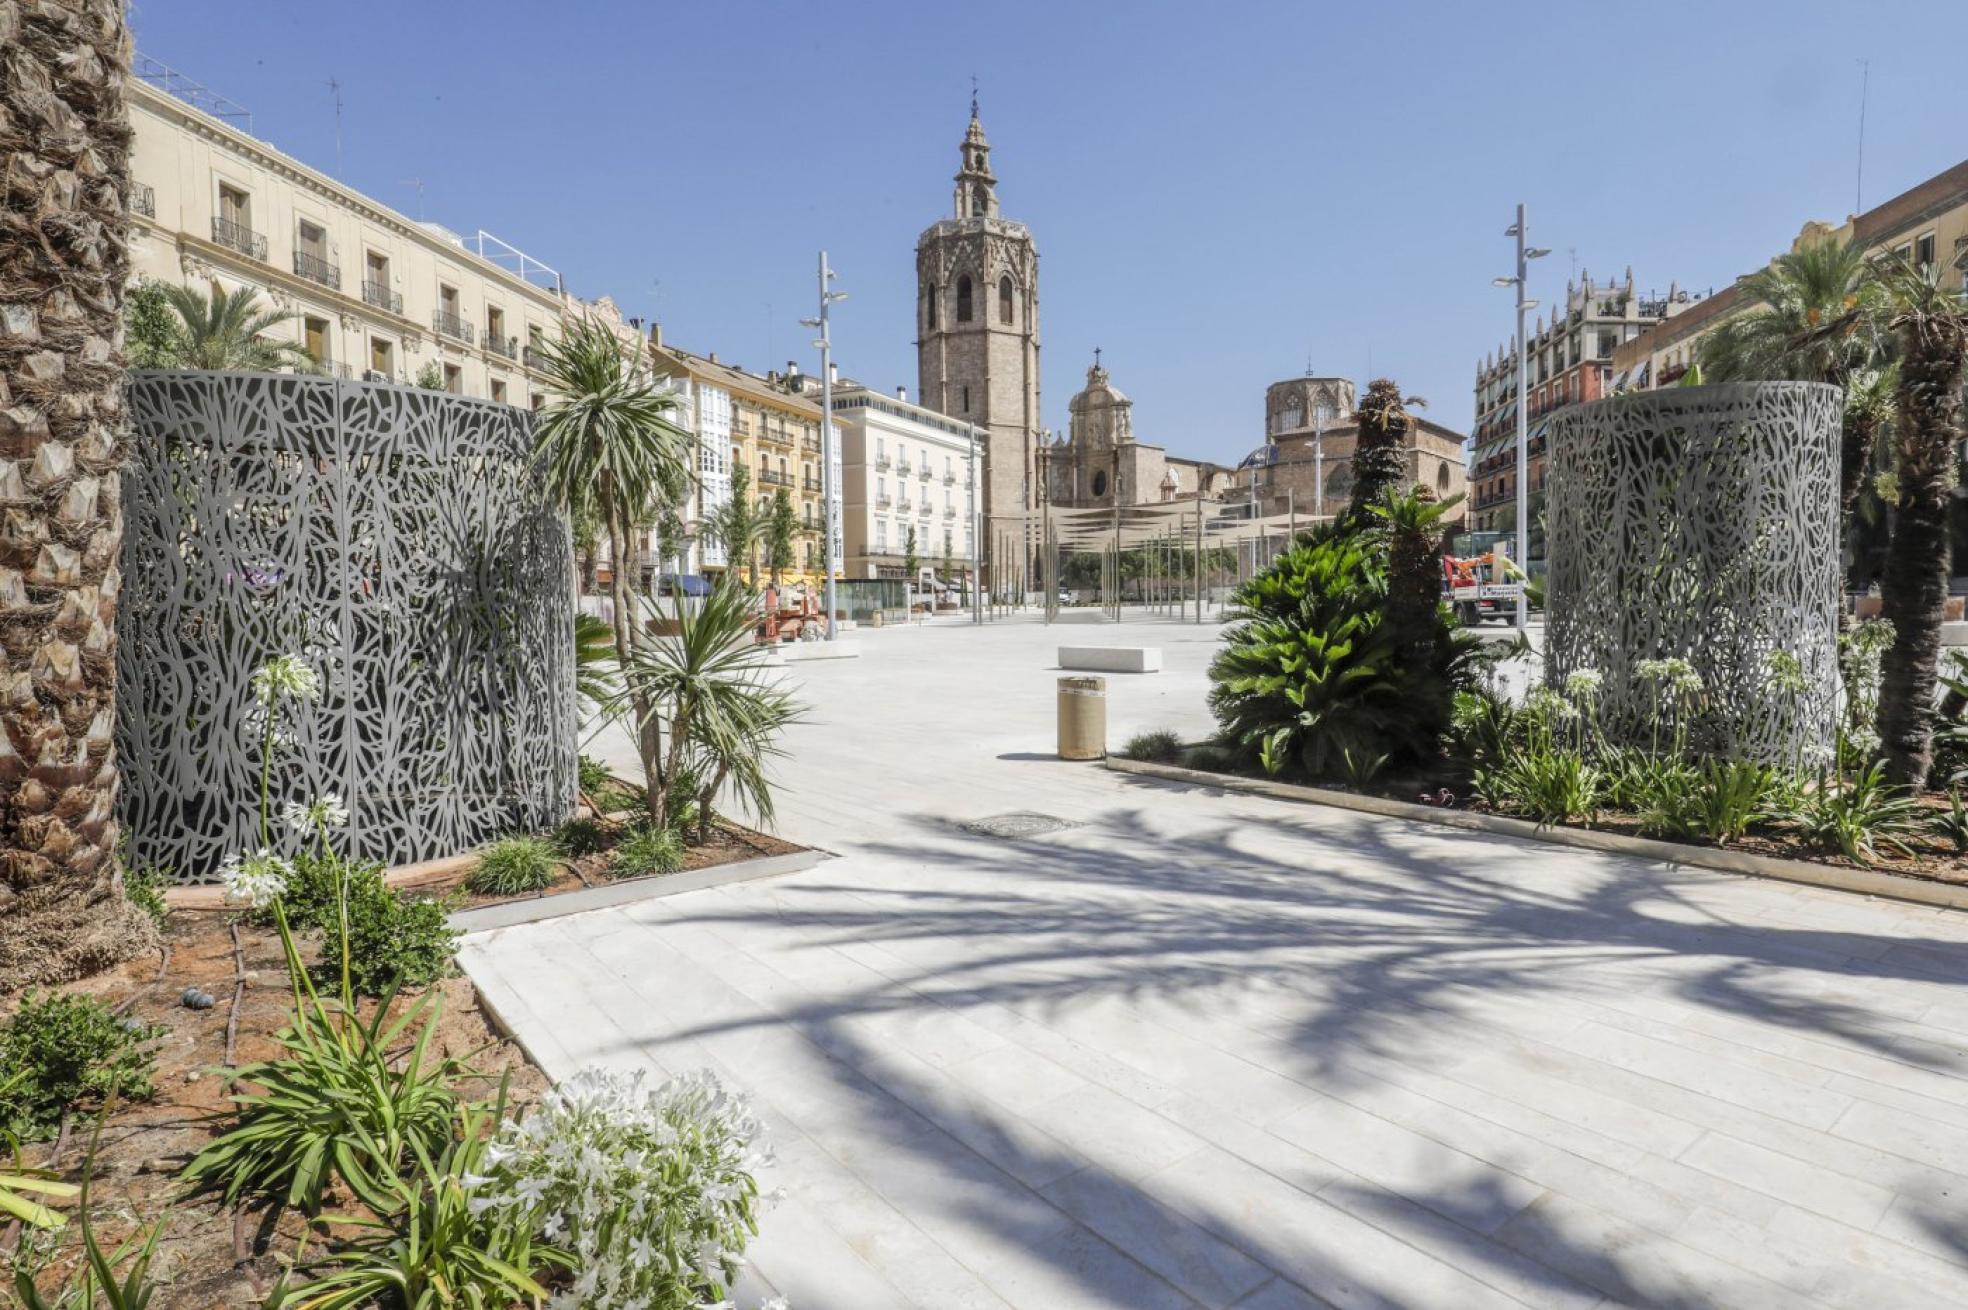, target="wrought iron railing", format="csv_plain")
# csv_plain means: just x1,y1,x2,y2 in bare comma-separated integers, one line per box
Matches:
432,309,473,344
485,334,517,360
759,468,791,487
292,250,340,290
362,281,402,315
874,455,891,471
212,216,266,260
523,345,547,370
